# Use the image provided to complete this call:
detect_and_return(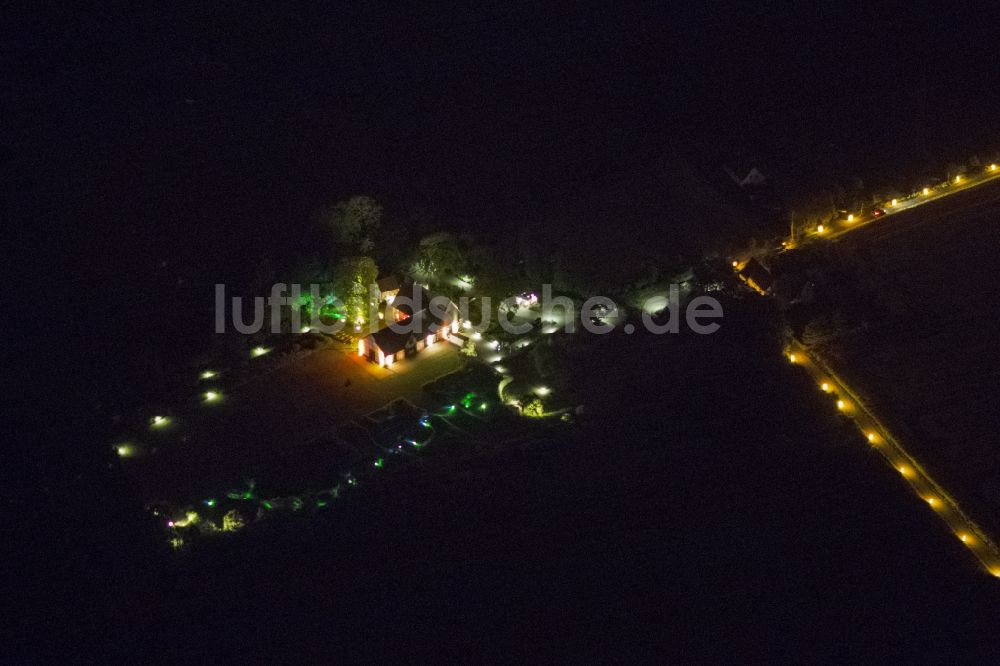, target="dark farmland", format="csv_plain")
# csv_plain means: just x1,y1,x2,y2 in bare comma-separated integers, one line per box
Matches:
69,299,1000,662
10,5,1000,661
810,177,1000,539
